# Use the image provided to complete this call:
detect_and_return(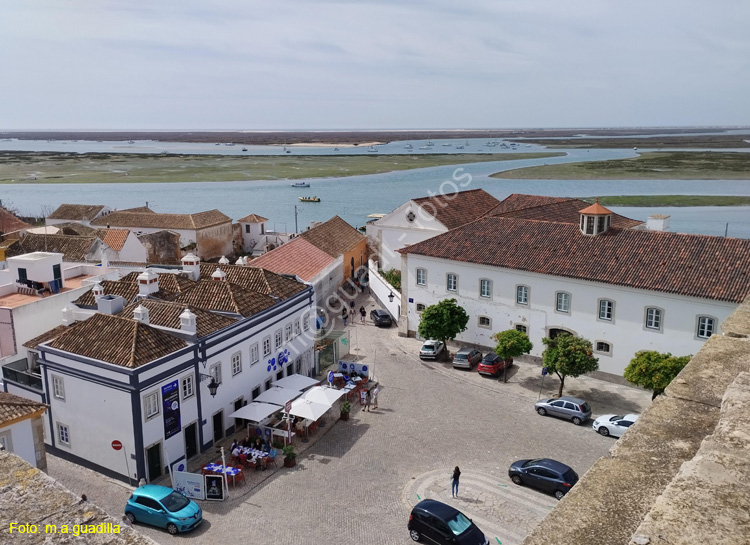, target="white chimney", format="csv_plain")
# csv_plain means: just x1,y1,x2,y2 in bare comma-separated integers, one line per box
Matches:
179,308,197,334
61,306,75,326
136,269,159,295
235,256,245,265
646,214,670,232
181,252,201,281
133,304,150,324
97,294,125,315
211,269,227,282
92,282,104,303
218,255,230,264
